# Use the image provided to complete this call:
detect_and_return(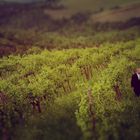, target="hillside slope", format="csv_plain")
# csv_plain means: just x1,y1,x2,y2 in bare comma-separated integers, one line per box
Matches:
91,3,140,23
61,0,140,11
44,2,140,21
